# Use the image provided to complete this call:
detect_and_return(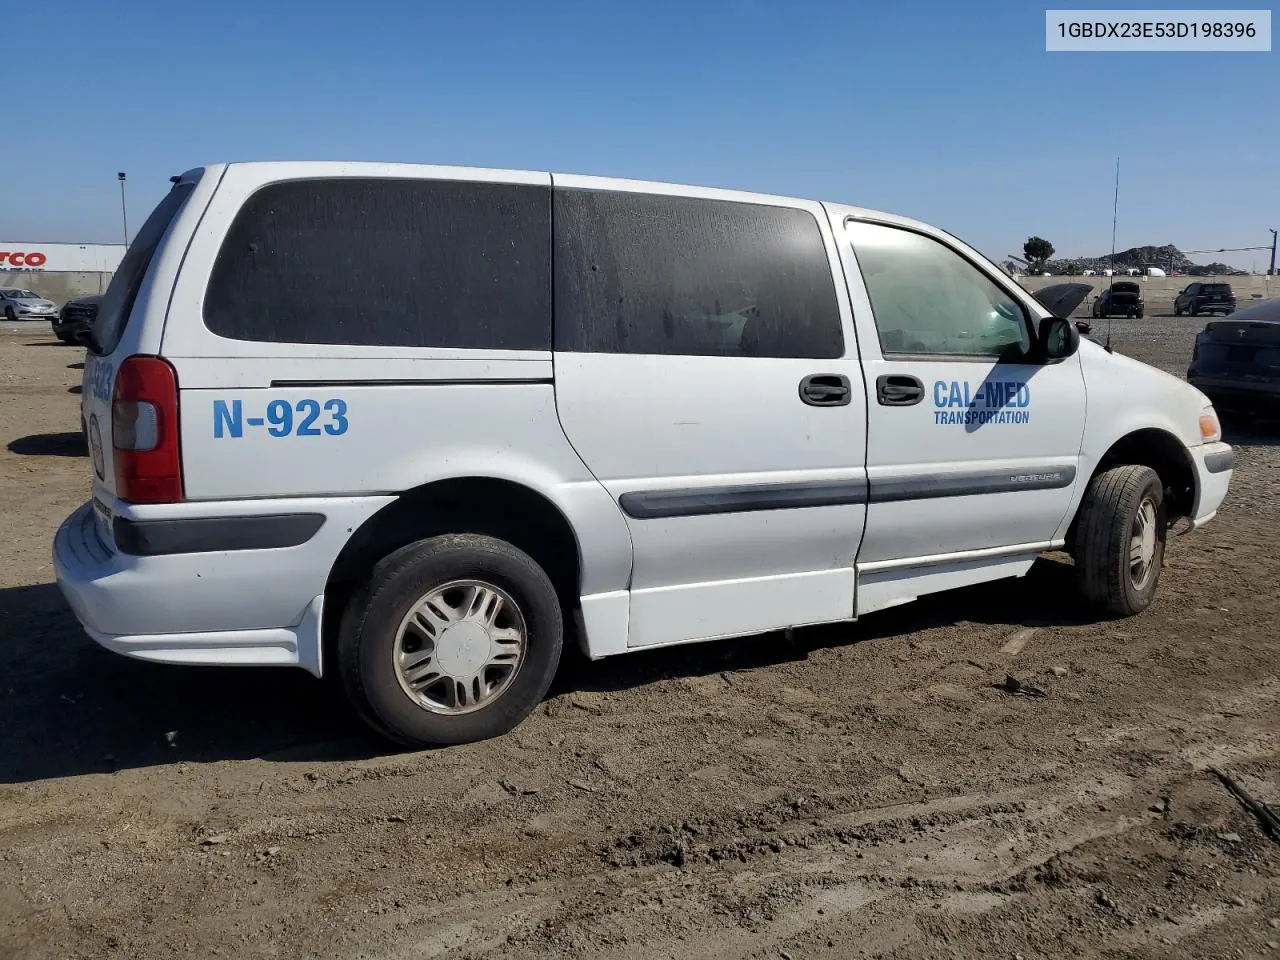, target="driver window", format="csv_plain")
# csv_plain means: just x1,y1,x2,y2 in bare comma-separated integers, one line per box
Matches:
848,221,1032,360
